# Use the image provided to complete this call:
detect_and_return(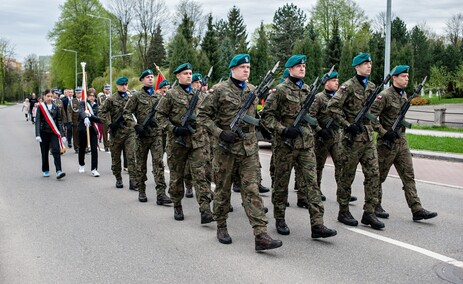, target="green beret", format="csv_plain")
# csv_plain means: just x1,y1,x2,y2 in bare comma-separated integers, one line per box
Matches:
139,69,154,81
324,71,338,81
158,80,170,89
285,55,307,68
116,76,128,85
174,63,193,74
391,65,410,76
228,54,251,69
282,68,290,78
352,53,372,67
192,73,203,82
